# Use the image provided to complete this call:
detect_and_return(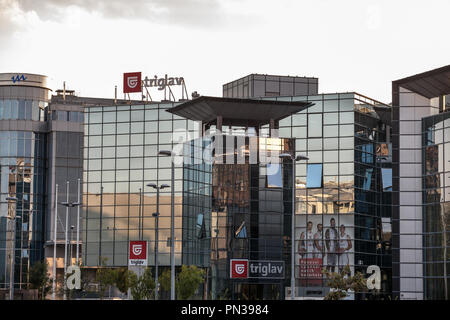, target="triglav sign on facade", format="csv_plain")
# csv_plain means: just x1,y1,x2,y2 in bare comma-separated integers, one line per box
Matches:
129,240,148,266
230,259,285,279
